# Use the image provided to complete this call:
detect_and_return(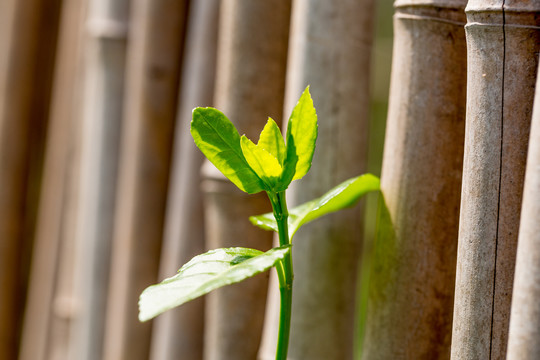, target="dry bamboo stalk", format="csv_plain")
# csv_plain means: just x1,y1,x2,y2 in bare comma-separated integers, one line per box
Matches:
68,1,130,360
149,1,219,359
46,154,82,360
361,1,468,359
1,0,62,358
506,62,540,360
451,1,540,359
40,3,87,360
258,0,375,359
102,1,188,359
18,113,74,360
0,3,27,357
19,5,83,360
202,1,291,359
0,1,16,107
